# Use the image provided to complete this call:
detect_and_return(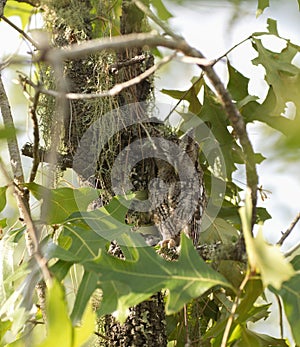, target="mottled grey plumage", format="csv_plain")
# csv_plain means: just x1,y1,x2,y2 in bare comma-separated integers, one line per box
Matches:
150,130,205,247
126,128,205,248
